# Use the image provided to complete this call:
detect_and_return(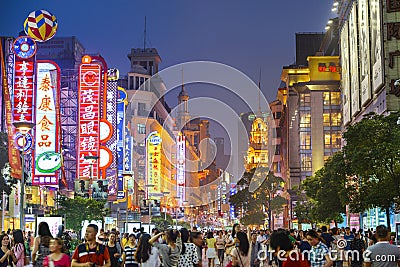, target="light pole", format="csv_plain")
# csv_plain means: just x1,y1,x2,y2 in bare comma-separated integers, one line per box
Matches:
123,173,133,233
84,155,99,199
145,184,154,231
162,191,170,220
174,196,180,229
13,121,35,230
